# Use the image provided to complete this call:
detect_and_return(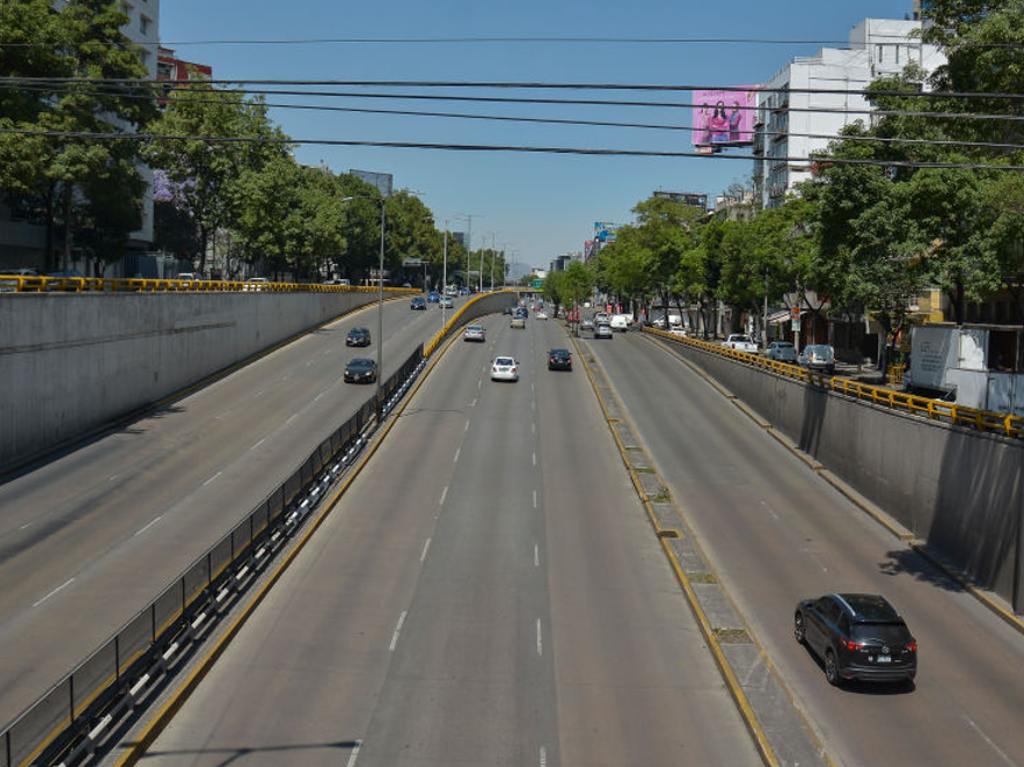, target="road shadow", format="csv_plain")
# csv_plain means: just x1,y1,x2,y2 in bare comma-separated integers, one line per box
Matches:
877,548,964,594
136,740,360,766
